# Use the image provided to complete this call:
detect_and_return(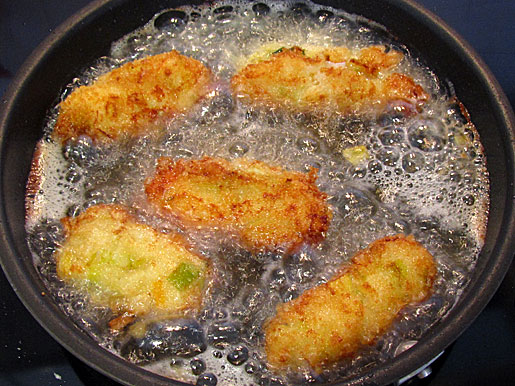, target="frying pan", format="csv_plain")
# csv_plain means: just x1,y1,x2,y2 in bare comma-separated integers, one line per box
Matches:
0,0,514,385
